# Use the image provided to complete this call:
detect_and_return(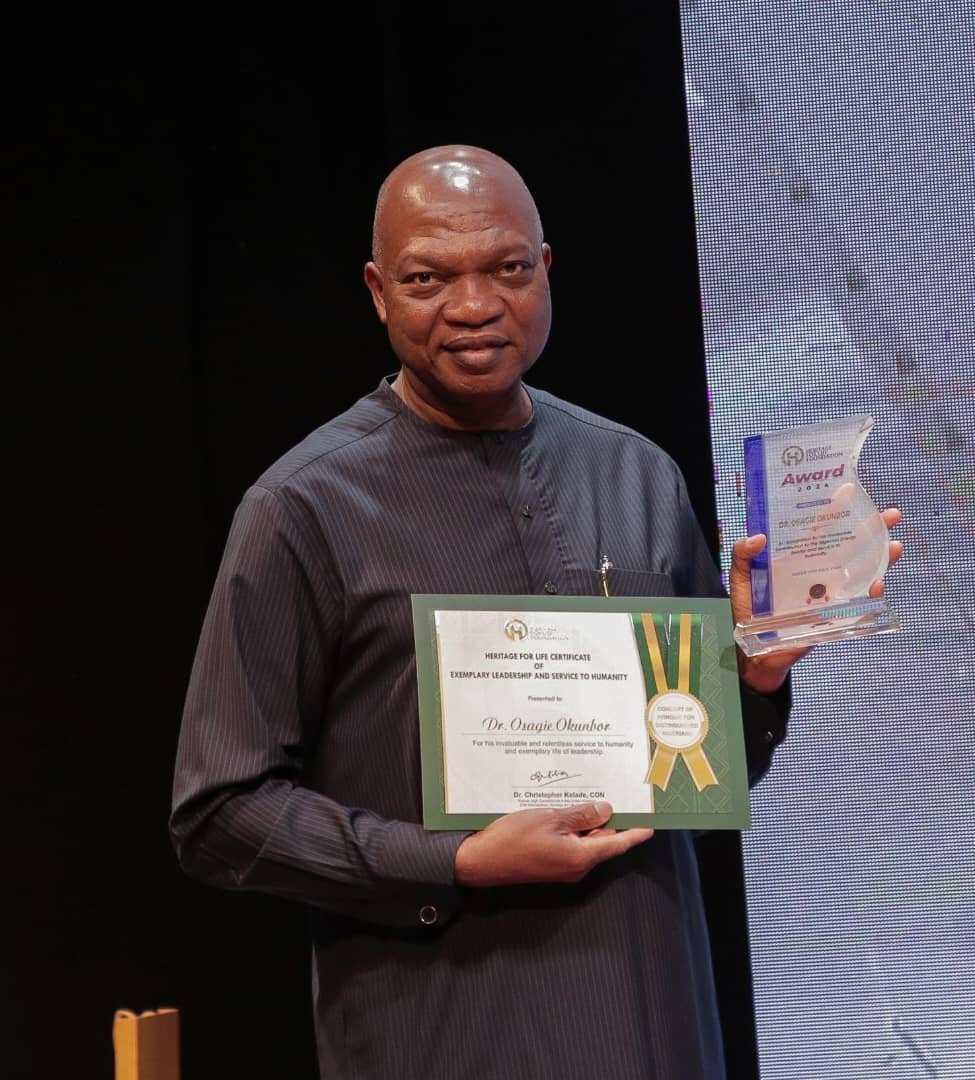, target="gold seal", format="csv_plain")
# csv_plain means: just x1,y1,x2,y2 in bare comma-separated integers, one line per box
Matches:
640,612,719,792
645,690,717,791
